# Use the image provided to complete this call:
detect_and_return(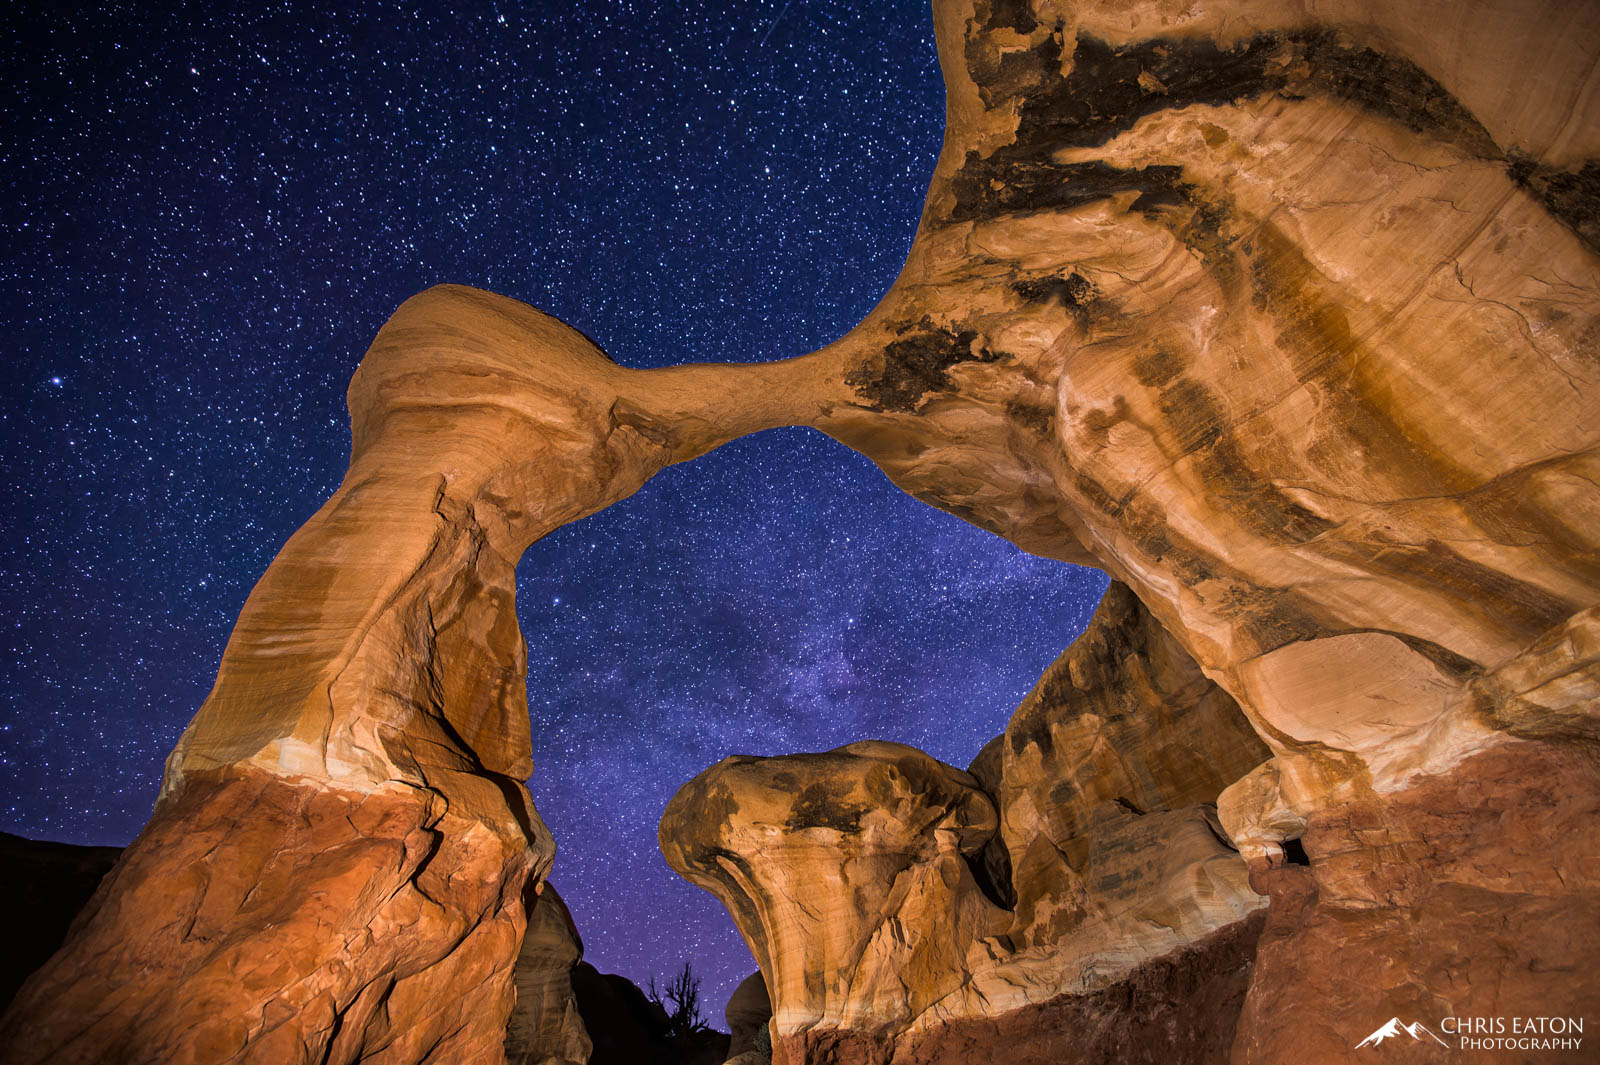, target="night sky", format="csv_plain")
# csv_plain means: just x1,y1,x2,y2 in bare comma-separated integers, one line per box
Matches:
1,1,1108,1015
